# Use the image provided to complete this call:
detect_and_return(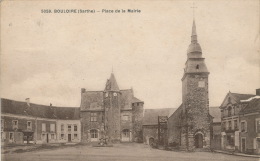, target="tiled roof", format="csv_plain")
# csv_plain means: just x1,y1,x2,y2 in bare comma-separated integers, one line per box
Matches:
81,73,143,110
230,93,255,103
132,97,143,103
104,73,120,91
1,98,80,120
209,106,221,123
220,92,255,108
81,89,143,110
120,89,134,109
80,91,104,110
143,108,174,125
239,98,260,114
